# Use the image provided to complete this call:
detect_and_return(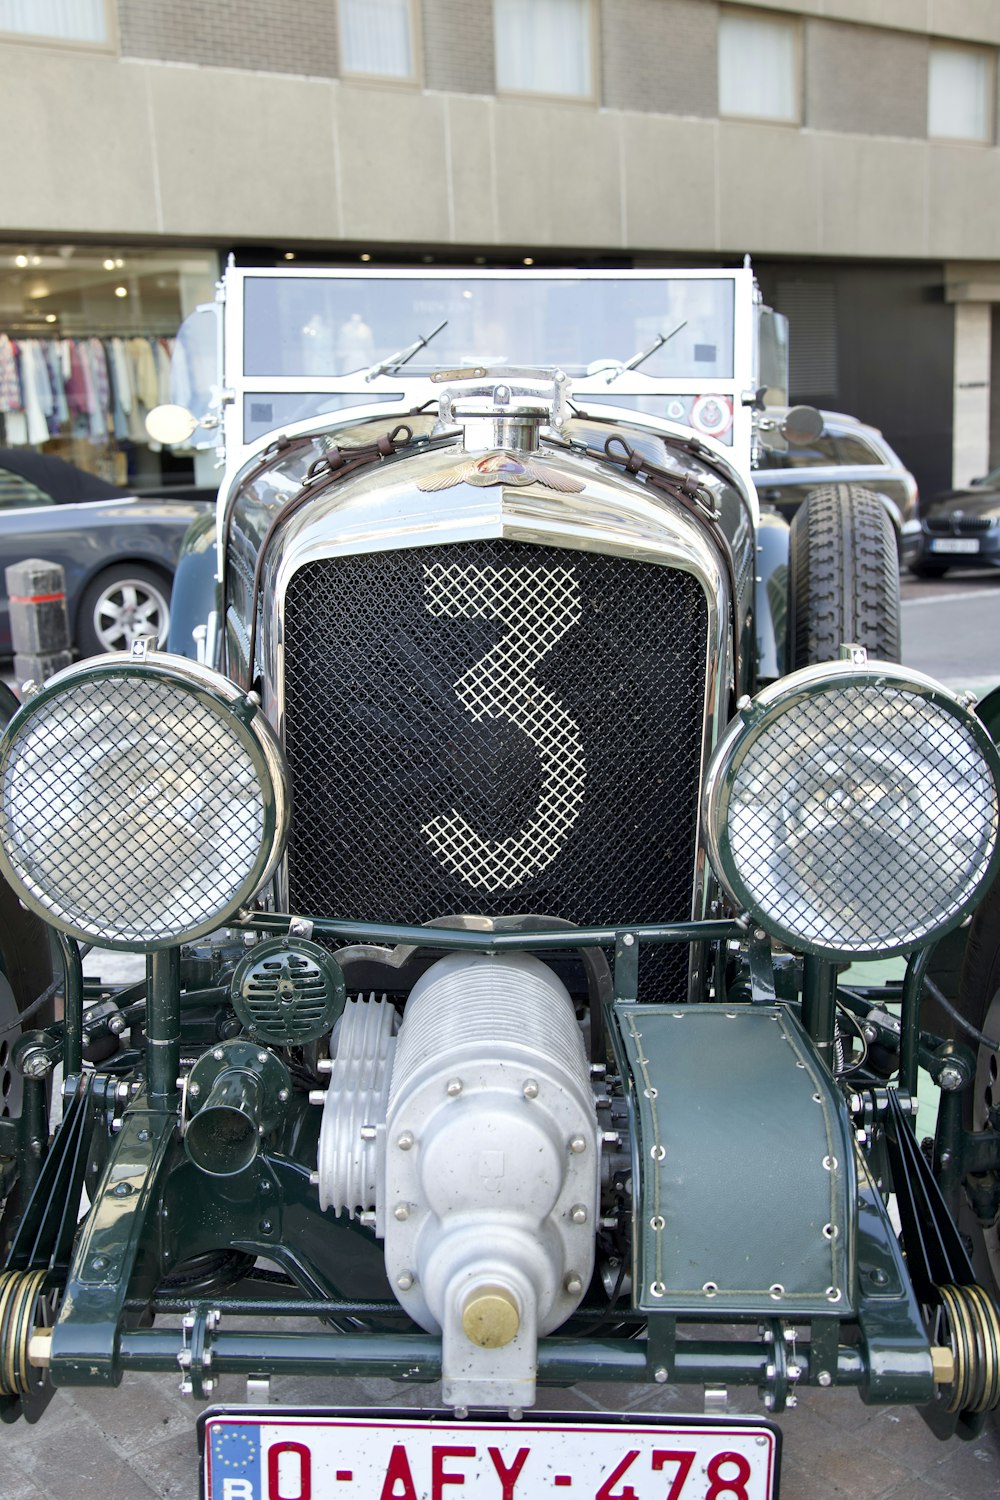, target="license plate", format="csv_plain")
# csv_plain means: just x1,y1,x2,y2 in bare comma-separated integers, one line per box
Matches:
930,537,980,553
201,1409,780,1499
